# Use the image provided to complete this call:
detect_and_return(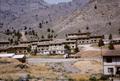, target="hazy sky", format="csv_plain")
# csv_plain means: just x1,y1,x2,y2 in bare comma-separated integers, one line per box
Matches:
44,0,72,4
